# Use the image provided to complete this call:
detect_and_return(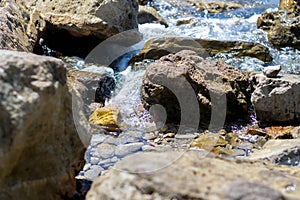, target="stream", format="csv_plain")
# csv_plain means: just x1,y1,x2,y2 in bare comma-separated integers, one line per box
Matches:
67,0,300,182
